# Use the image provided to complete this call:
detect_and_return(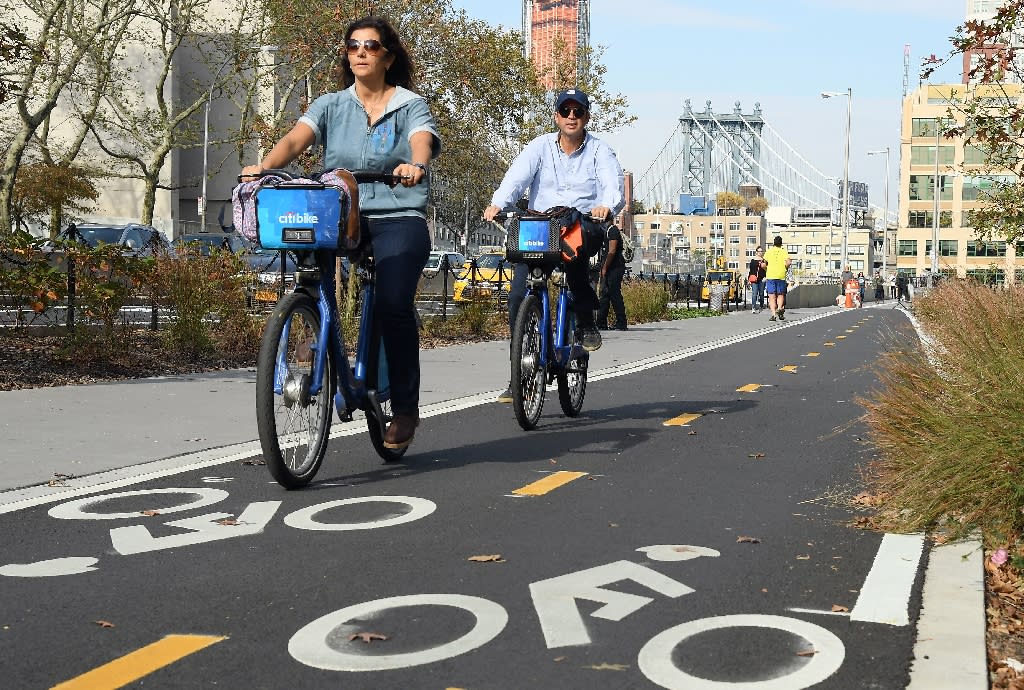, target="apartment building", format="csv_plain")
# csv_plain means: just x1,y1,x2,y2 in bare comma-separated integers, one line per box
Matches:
765,207,875,278
632,210,766,272
898,82,1024,283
